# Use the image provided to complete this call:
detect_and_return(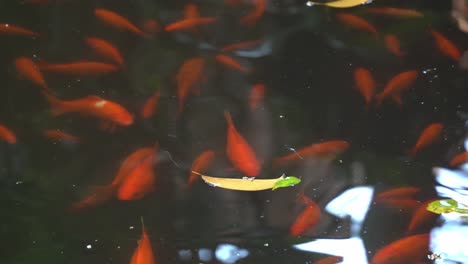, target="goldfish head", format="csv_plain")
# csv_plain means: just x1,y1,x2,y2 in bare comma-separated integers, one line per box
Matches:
114,110,134,126
96,100,134,126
